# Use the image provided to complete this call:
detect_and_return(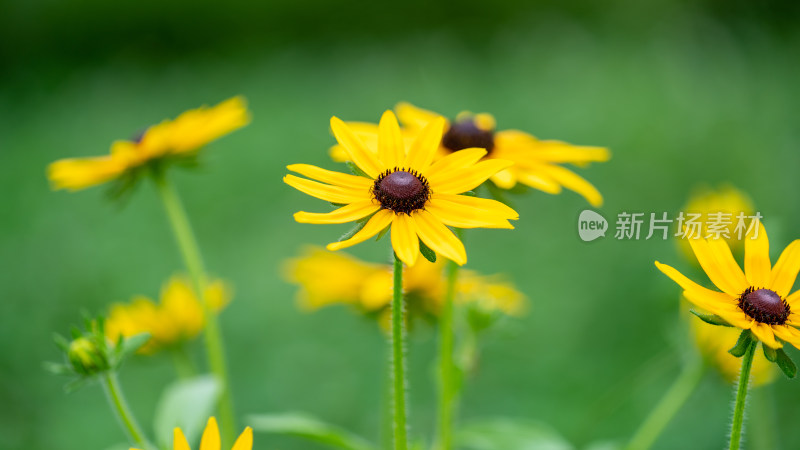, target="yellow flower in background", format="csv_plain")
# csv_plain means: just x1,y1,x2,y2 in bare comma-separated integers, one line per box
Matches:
685,300,774,386
678,184,754,260
656,223,800,349
131,417,252,450
106,275,231,354
48,96,250,191
331,103,609,206
285,110,518,267
284,247,525,320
